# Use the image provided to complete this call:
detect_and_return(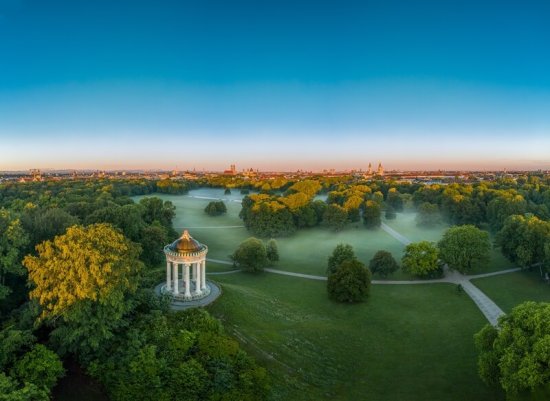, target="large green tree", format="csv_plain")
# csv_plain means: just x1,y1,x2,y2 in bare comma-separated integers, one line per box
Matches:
416,202,441,227
204,200,227,216
497,214,550,268
401,241,441,278
474,302,550,398
369,250,399,278
327,244,357,275
323,204,348,232
20,207,77,252
24,223,143,356
363,200,381,229
88,309,269,401
327,259,371,303
266,239,279,263
438,225,491,274
139,197,176,229
13,344,65,392
231,237,268,272
0,209,29,301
